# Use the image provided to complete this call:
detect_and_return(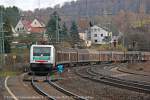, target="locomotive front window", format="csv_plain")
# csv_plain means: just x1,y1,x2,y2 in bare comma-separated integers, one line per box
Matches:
33,47,51,56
